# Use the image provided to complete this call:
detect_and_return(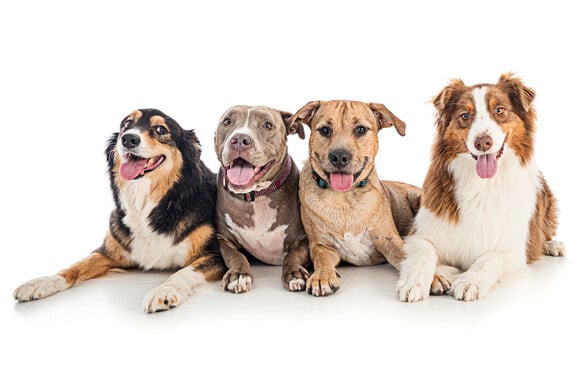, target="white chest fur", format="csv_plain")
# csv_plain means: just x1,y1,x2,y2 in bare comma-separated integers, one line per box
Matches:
119,179,188,270
331,231,375,266
414,151,539,270
225,197,288,265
